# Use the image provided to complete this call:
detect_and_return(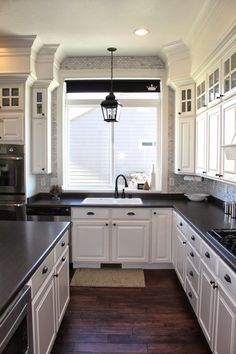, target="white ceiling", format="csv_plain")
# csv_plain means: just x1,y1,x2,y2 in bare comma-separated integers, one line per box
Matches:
0,0,221,60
